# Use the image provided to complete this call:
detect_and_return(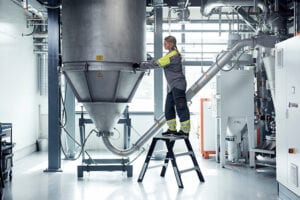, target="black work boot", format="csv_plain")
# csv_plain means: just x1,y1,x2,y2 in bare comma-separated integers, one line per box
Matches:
174,130,189,137
162,129,177,136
